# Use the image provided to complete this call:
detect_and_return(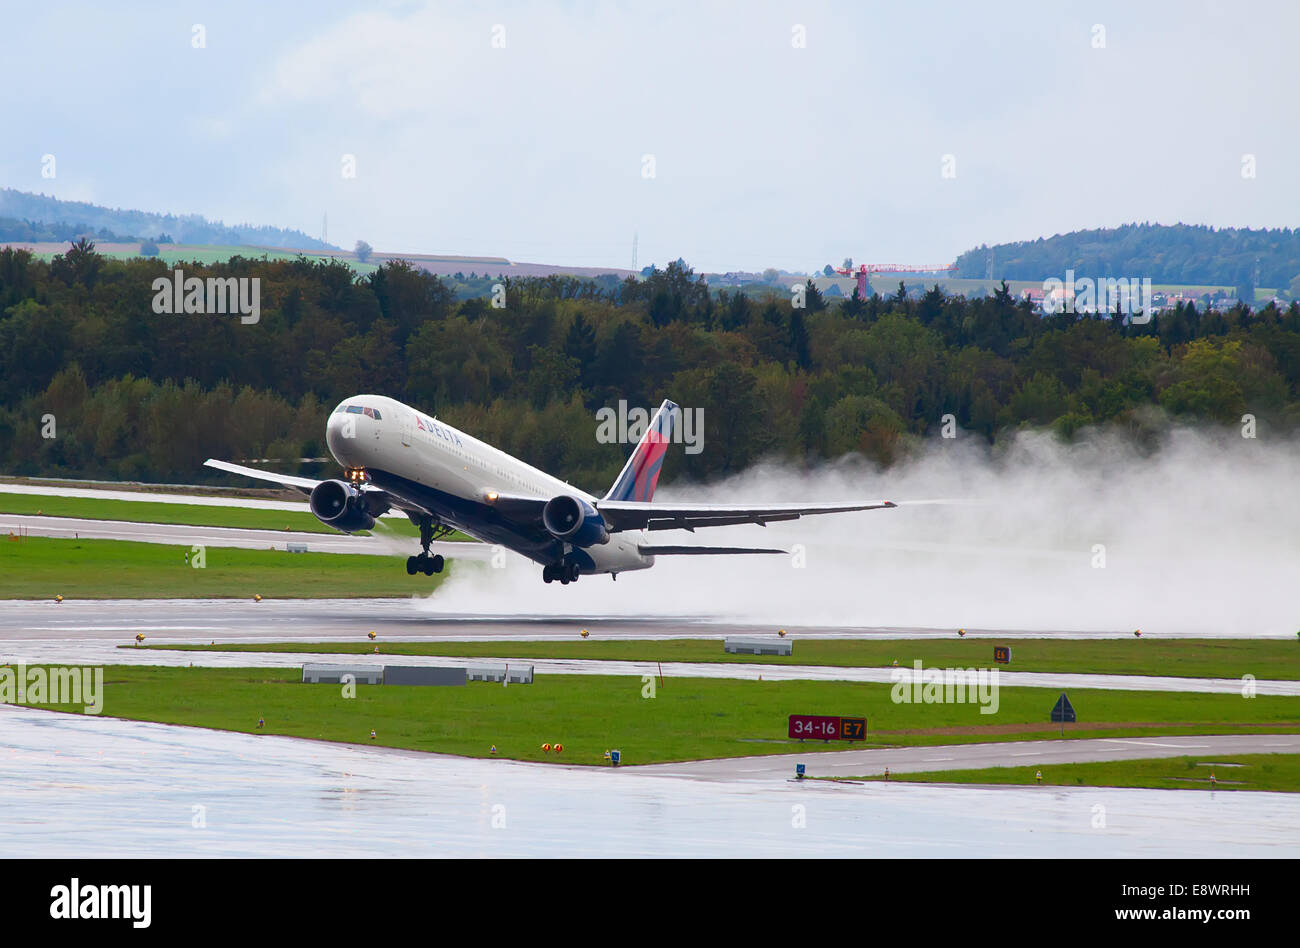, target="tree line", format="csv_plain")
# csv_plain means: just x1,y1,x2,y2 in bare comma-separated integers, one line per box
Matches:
1,243,1298,493
955,222,1300,296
